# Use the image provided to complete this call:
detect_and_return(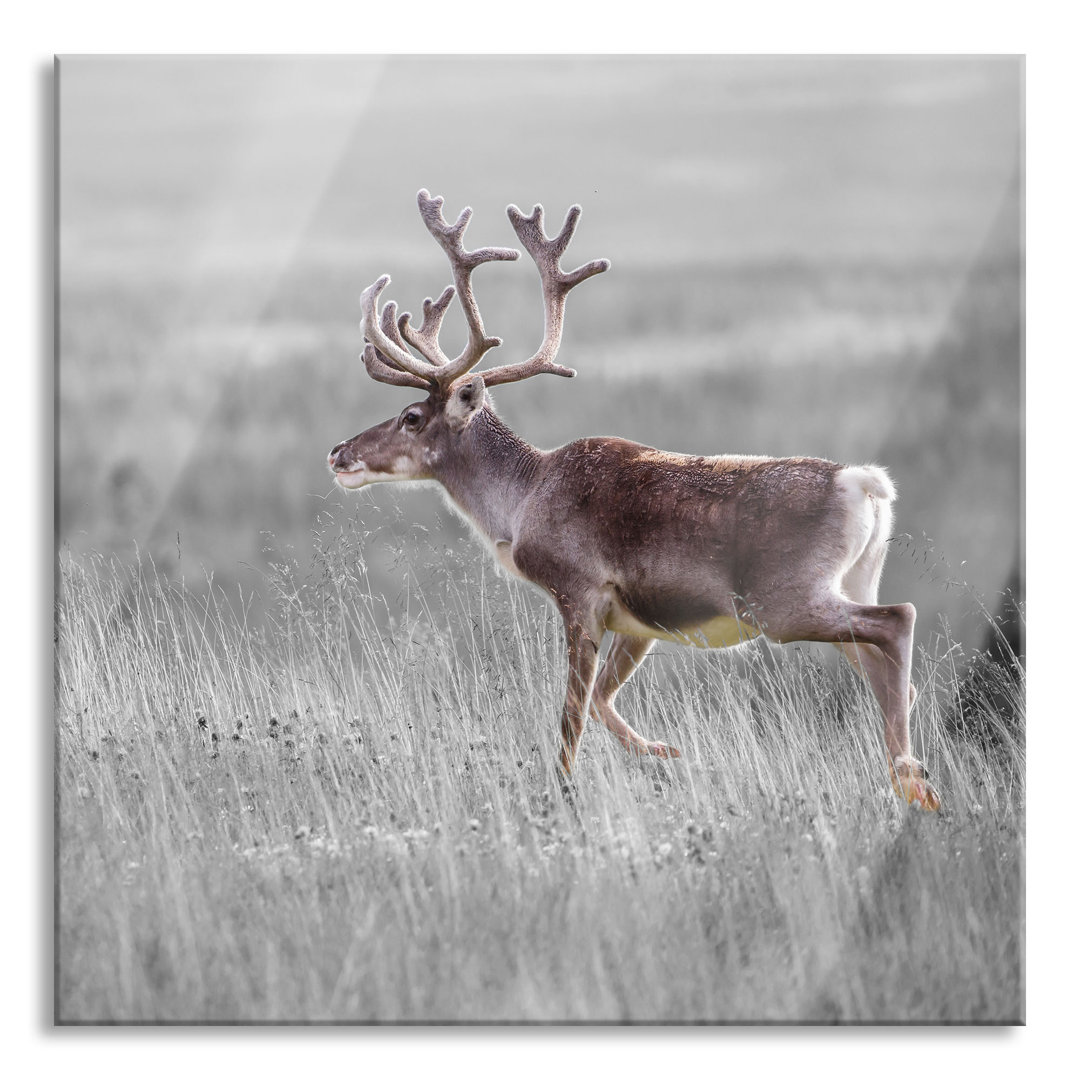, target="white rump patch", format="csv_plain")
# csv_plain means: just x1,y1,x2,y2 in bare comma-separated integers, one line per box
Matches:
840,464,896,502
834,464,897,597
